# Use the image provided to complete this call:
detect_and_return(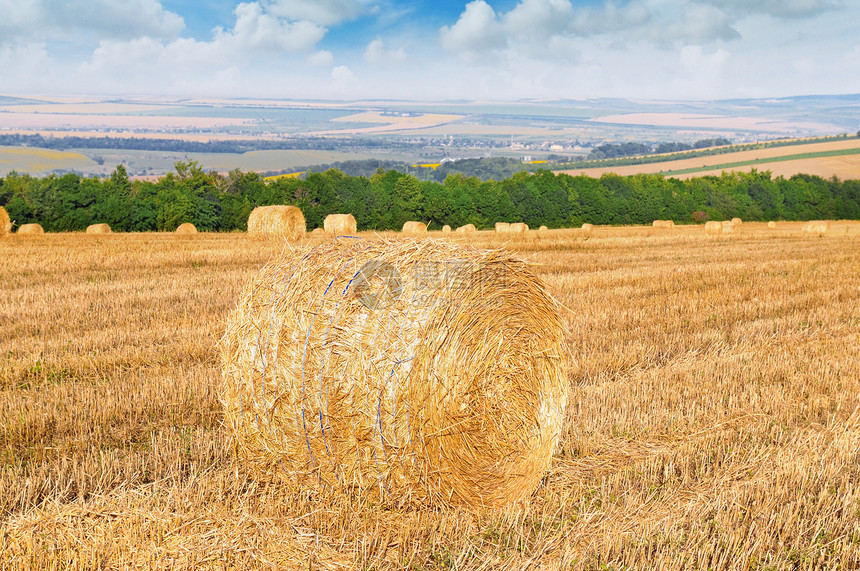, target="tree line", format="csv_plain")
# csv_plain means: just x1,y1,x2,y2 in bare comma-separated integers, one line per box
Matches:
1,161,858,233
